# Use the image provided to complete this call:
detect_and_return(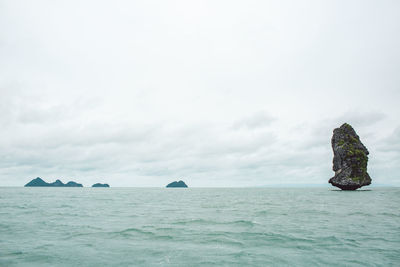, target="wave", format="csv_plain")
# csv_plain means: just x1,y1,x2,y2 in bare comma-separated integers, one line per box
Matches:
172,218,257,227
378,212,400,218
111,228,174,240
